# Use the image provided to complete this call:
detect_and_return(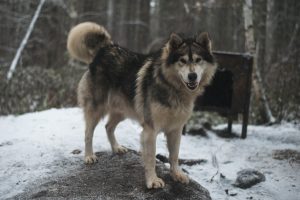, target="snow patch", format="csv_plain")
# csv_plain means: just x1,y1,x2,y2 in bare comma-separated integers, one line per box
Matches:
0,108,299,199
